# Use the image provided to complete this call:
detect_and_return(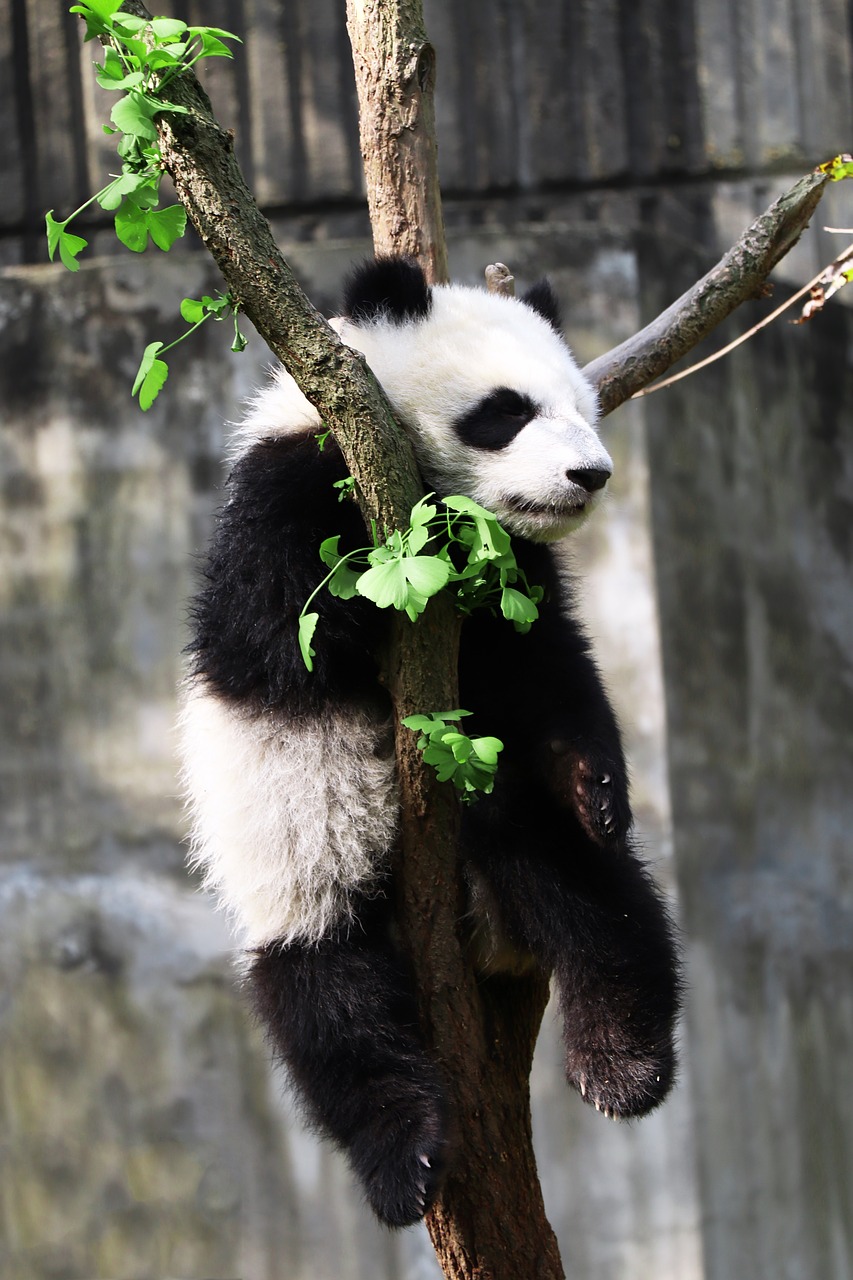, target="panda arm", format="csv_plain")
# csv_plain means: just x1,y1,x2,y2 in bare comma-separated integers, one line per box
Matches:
530,607,632,844
461,570,631,846
187,432,388,714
